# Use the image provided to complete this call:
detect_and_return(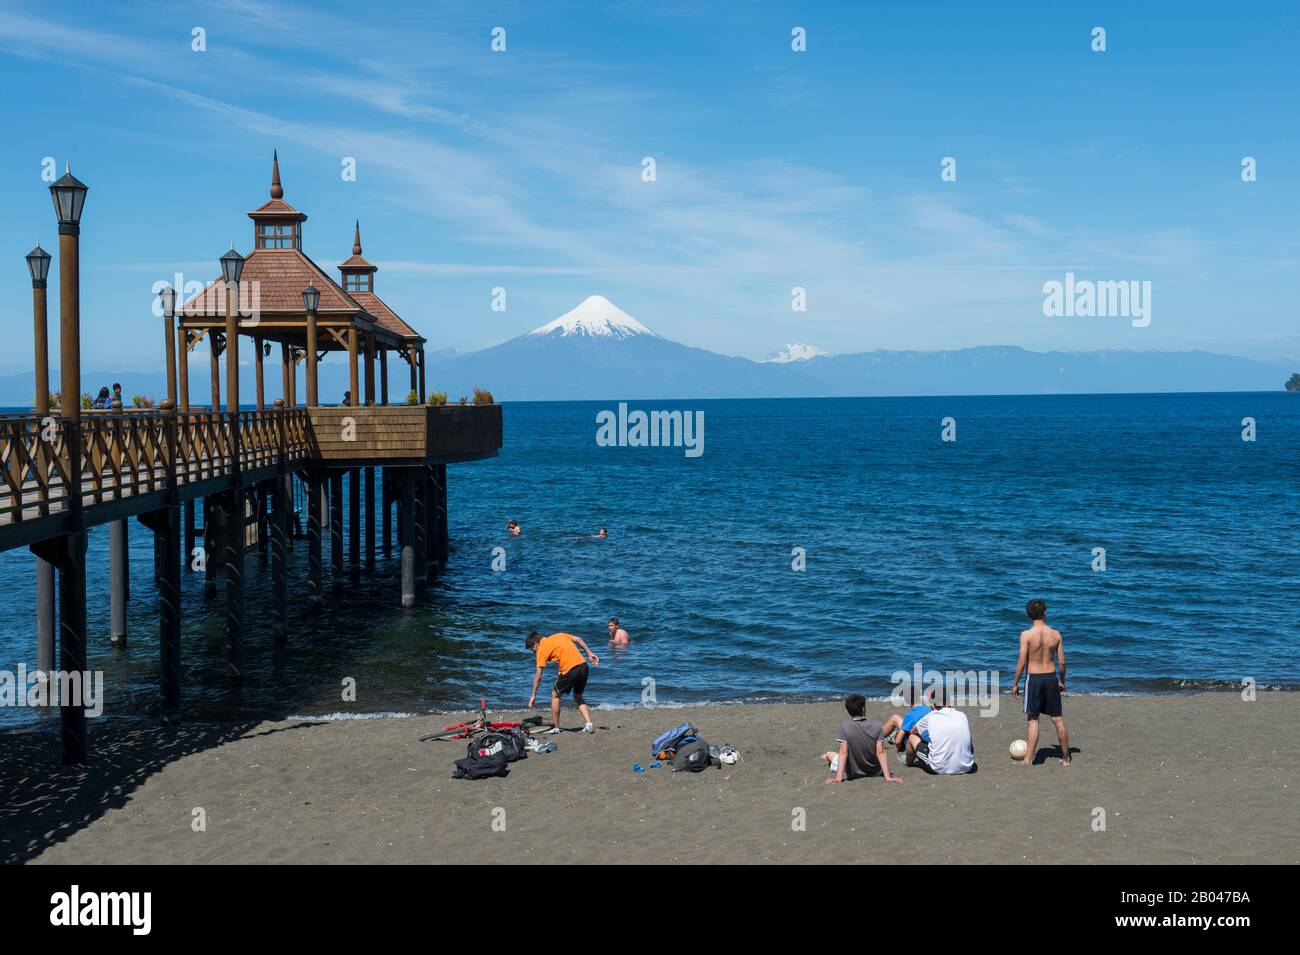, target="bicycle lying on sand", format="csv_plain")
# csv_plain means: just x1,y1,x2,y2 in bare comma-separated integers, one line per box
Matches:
418,698,544,742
